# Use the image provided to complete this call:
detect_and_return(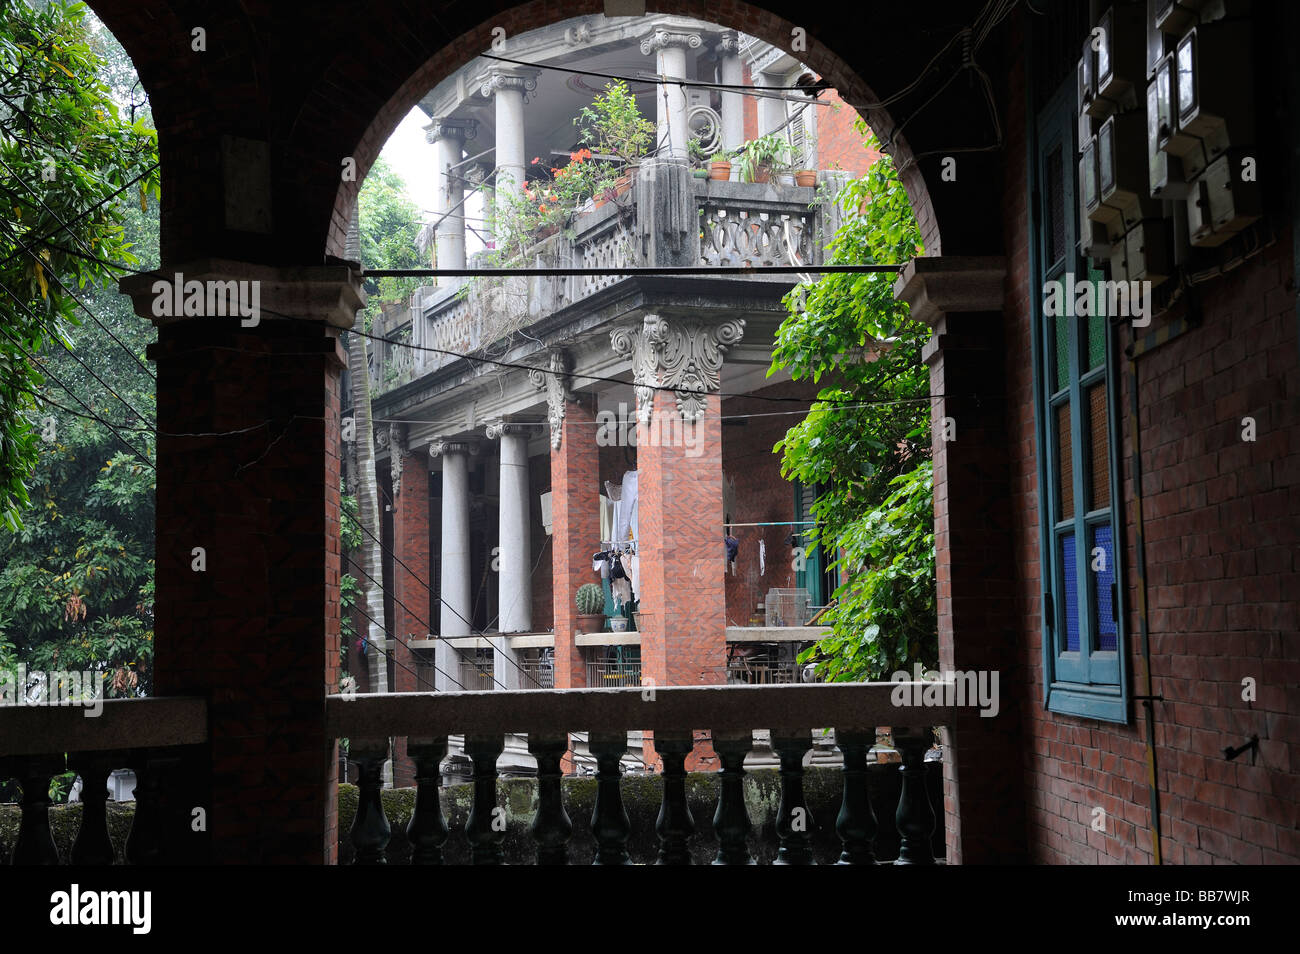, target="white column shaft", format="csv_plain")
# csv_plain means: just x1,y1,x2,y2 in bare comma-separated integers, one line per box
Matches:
720,54,744,154
656,45,689,160
758,71,787,137
495,88,526,197
440,451,471,637
434,135,466,271
497,432,532,634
